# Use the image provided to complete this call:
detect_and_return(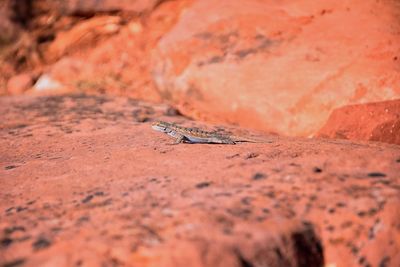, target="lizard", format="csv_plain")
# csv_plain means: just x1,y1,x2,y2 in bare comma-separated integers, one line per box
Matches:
151,121,272,144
